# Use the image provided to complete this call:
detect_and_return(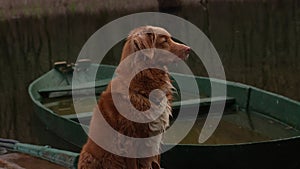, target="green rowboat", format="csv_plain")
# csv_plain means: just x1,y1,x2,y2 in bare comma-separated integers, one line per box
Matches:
28,61,300,169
